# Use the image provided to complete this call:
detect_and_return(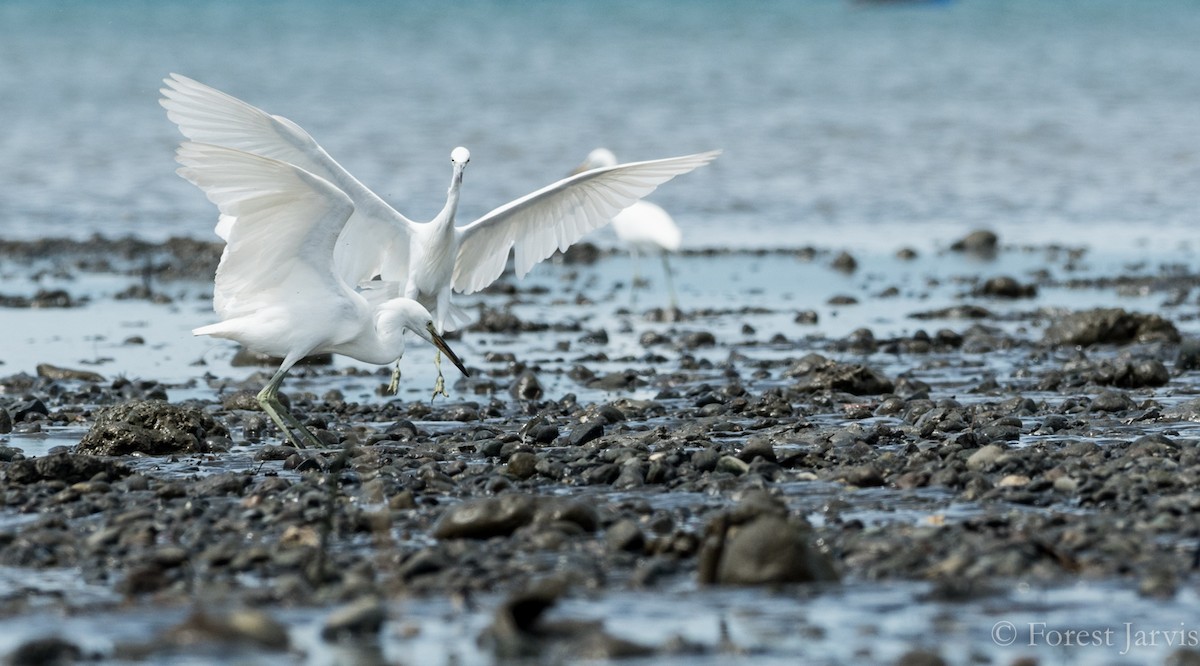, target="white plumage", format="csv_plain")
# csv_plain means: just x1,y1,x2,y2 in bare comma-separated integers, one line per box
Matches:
173,141,469,448
161,74,719,335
